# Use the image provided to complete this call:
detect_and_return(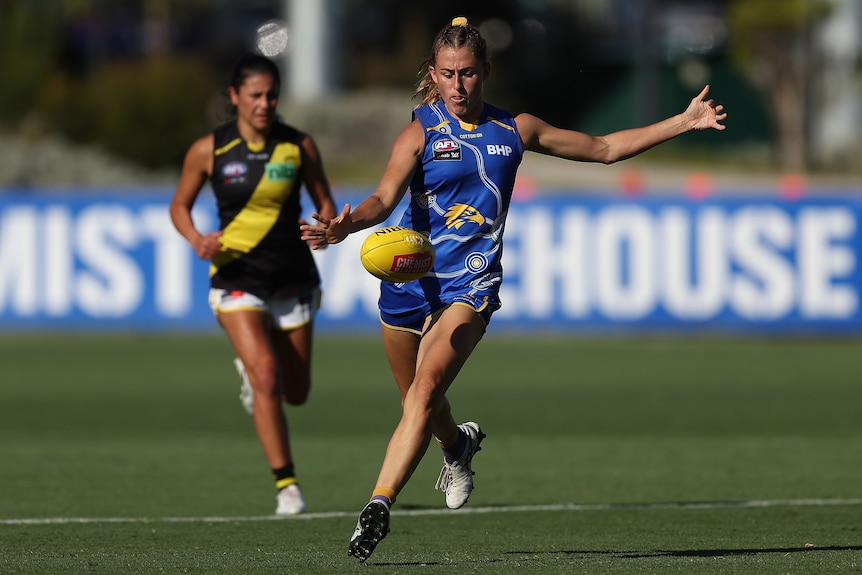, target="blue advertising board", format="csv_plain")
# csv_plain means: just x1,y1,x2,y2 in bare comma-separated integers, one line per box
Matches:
1,189,860,334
